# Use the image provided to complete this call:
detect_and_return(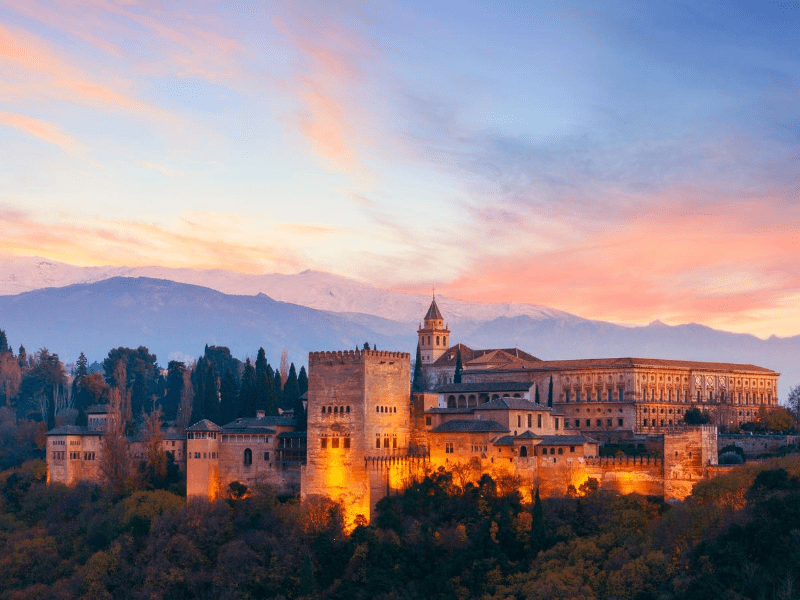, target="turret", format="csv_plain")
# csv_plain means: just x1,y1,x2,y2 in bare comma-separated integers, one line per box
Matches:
417,295,450,364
